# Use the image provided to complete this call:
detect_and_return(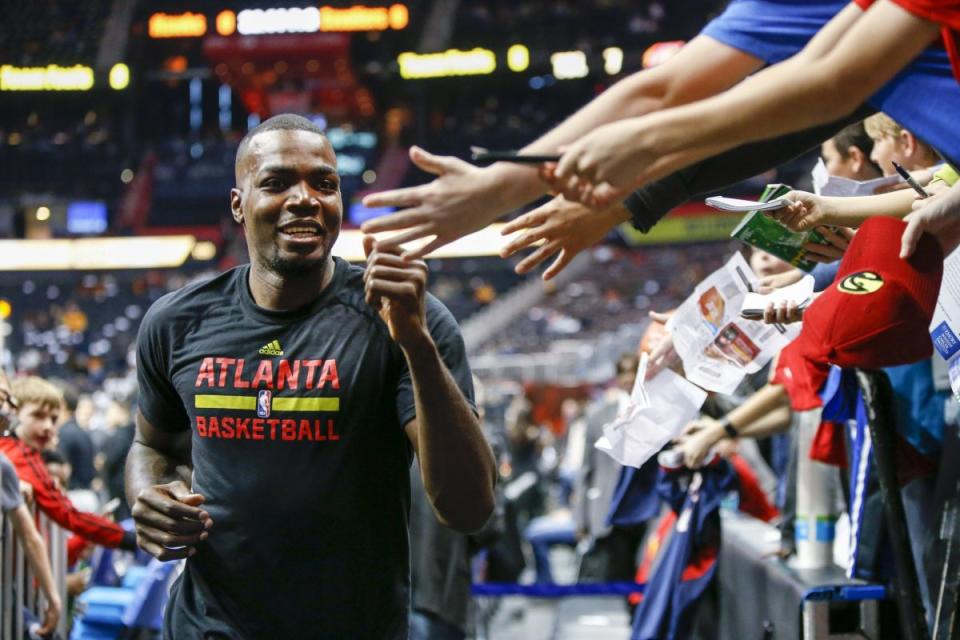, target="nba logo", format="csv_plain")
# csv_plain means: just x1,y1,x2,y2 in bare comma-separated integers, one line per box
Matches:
257,390,271,418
